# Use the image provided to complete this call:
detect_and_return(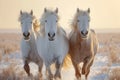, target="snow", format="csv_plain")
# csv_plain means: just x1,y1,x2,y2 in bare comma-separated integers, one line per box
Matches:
0,49,119,80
